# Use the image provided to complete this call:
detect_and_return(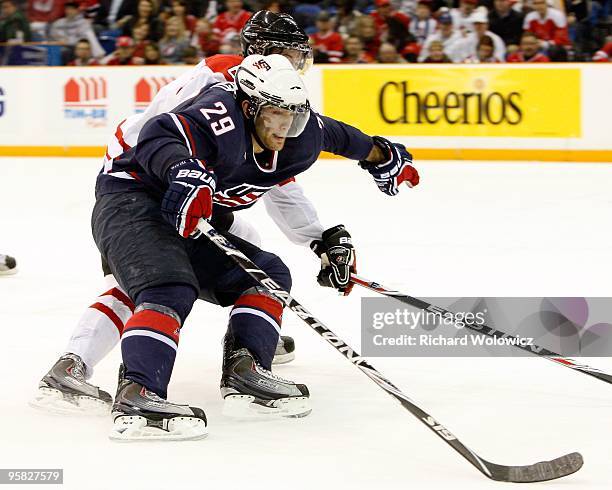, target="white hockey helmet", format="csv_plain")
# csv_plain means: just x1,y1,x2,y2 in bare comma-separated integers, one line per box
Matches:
236,54,310,138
